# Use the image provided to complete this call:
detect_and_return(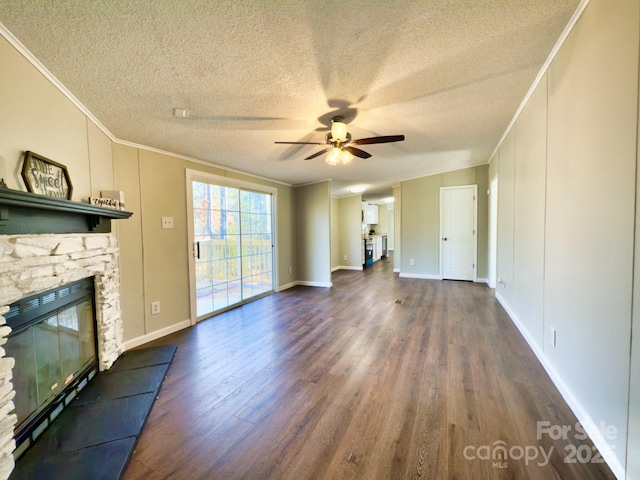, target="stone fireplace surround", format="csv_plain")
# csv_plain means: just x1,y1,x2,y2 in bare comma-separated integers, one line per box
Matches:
0,231,124,478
